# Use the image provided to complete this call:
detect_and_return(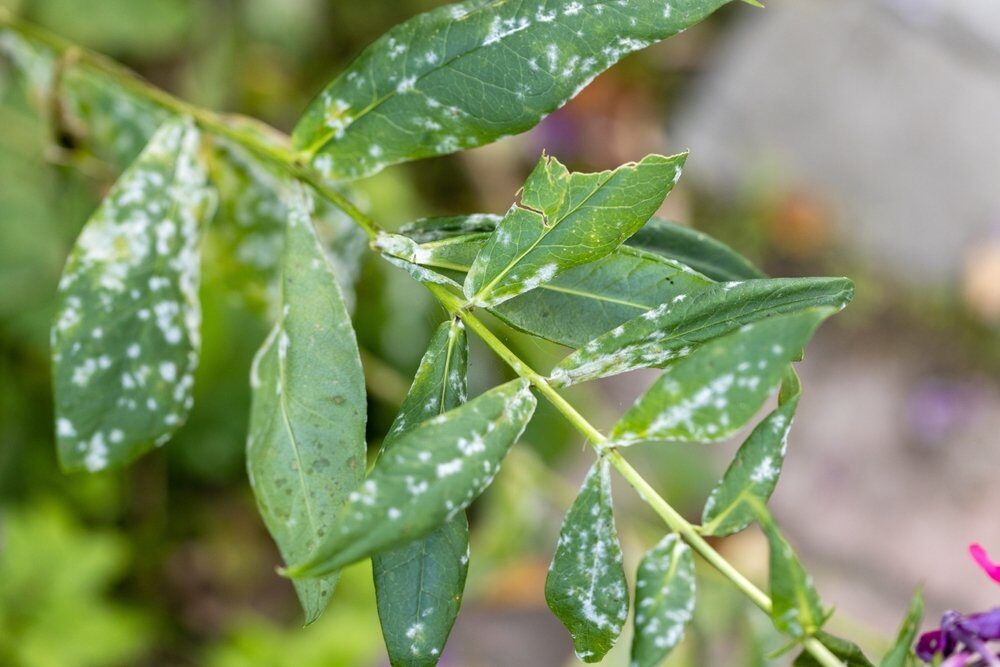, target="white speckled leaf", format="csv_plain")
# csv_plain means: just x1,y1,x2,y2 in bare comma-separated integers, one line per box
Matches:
246,185,367,624
551,278,853,387
374,320,471,667
627,218,765,282
753,503,826,639
292,0,732,180
208,139,366,313
610,308,836,446
631,534,696,667
52,118,212,473
545,458,629,663
465,153,685,308
288,378,536,580
700,367,801,537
